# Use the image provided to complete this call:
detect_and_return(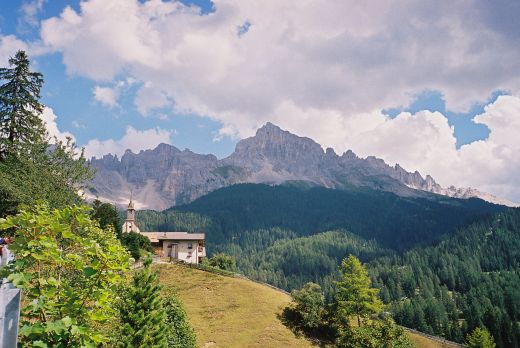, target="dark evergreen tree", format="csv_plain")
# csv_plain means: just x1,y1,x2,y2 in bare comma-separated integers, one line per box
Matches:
371,208,520,347
117,258,168,347
0,50,45,159
91,199,121,238
0,52,92,217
